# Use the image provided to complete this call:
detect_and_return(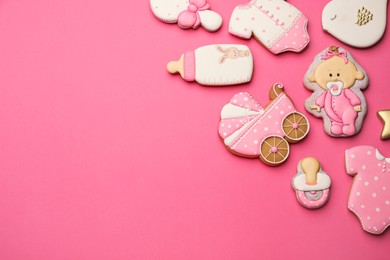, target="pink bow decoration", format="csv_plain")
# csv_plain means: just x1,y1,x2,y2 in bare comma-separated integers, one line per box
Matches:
321,50,348,64
177,0,210,29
